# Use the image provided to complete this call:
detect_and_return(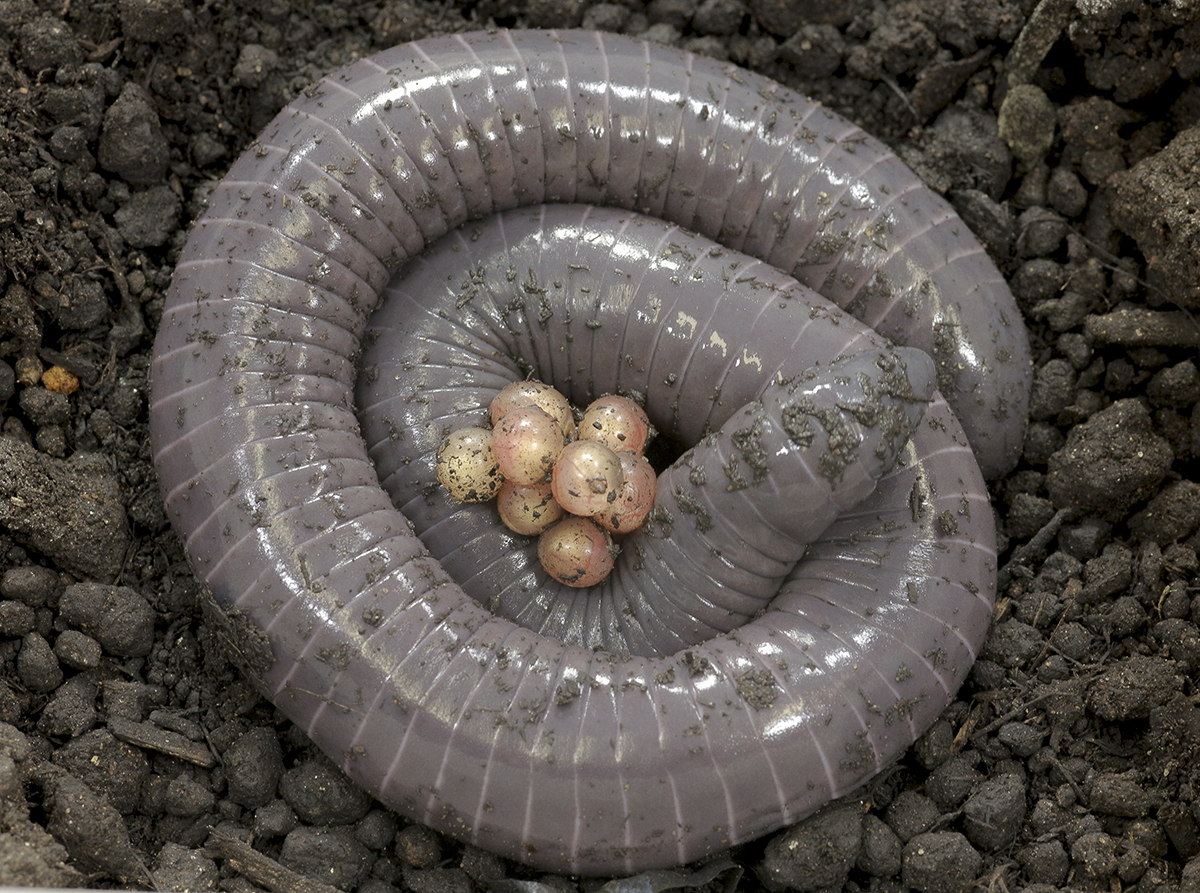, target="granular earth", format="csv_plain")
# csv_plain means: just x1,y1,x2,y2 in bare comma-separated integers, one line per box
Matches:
1,1,1200,891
